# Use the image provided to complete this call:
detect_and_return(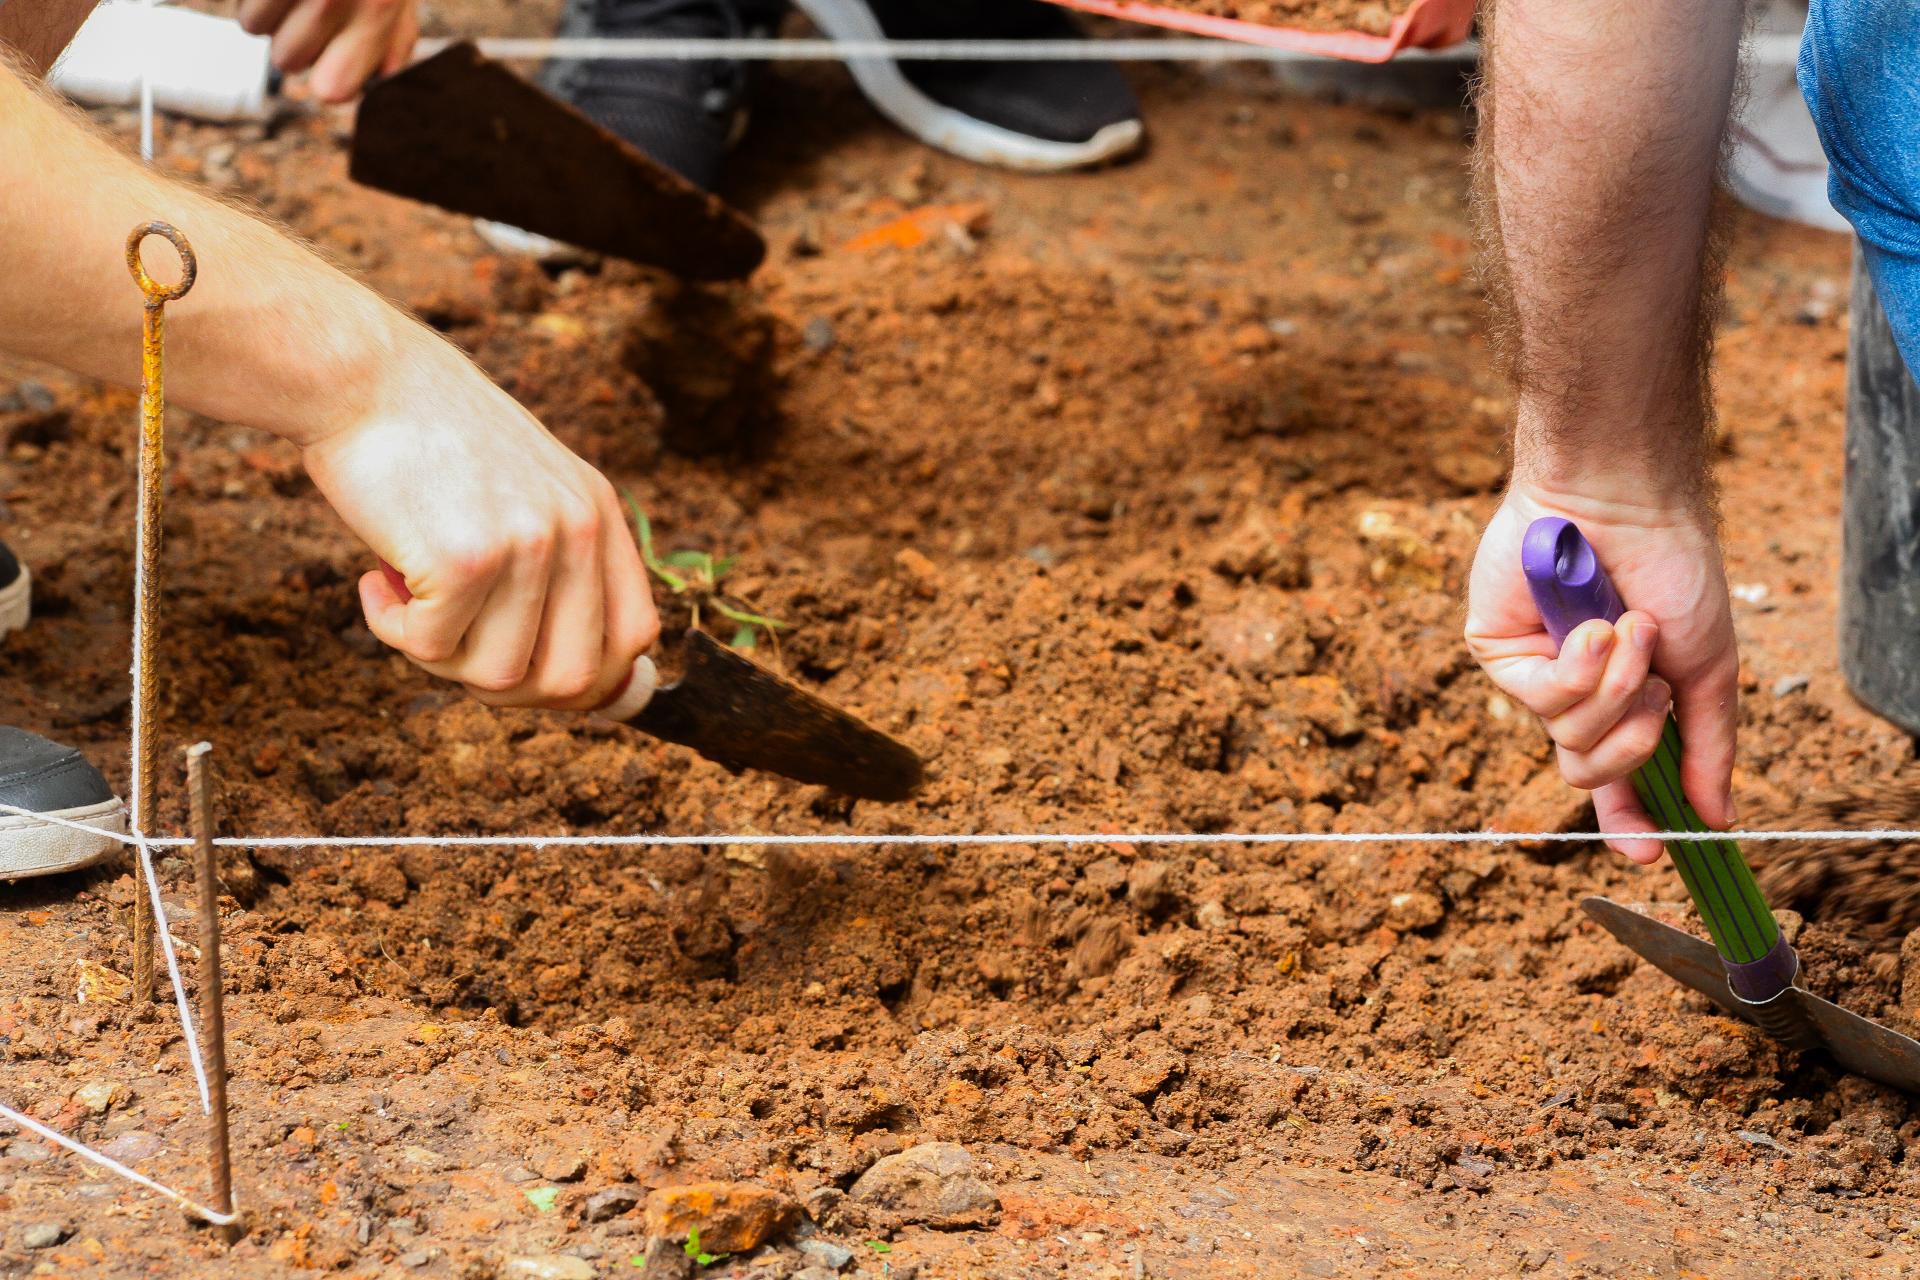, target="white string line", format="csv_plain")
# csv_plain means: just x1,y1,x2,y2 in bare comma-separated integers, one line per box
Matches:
433,33,1803,67
132,834,212,1116
0,1101,238,1227
3,804,1917,849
